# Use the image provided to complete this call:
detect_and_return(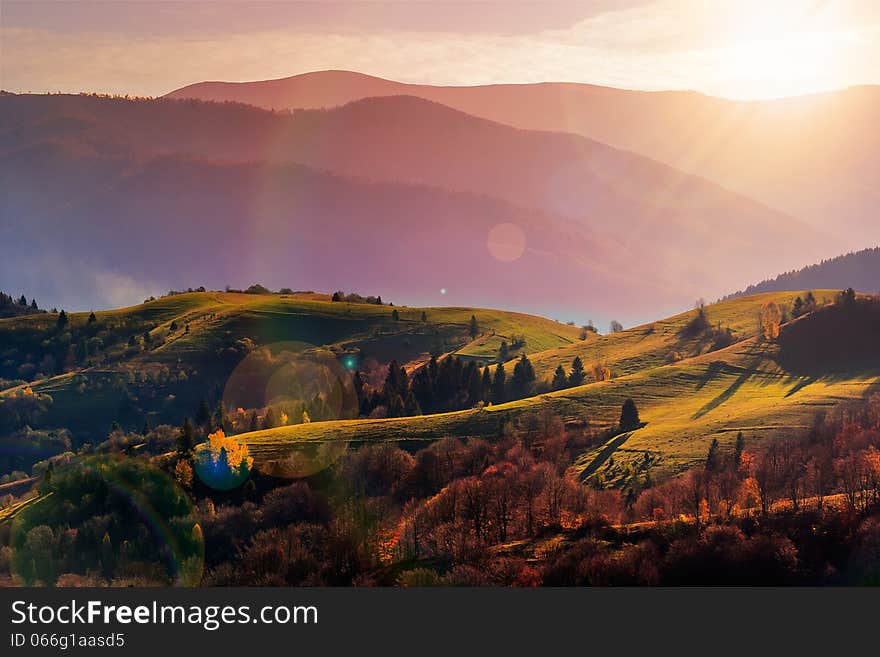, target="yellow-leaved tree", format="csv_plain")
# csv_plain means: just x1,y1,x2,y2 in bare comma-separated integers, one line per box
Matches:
759,302,783,341
193,429,253,490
